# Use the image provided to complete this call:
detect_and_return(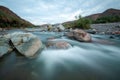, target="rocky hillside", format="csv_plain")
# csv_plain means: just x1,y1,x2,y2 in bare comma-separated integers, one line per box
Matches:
63,8,120,28
85,8,120,20
0,6,34,28
85,13,101,21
